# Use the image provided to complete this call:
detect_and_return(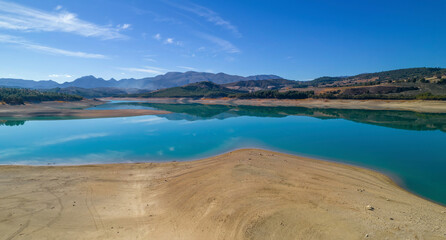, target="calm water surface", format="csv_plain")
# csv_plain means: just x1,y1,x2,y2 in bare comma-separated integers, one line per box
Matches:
0,101,445,205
